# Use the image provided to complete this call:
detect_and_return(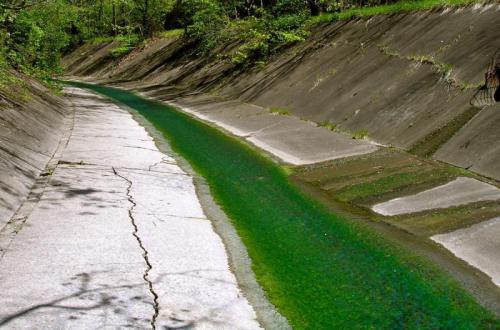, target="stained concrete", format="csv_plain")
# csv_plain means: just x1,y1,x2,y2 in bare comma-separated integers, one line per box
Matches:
372,177,500,216
432,217,500,287
0,87,262,329
434,103,500,180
